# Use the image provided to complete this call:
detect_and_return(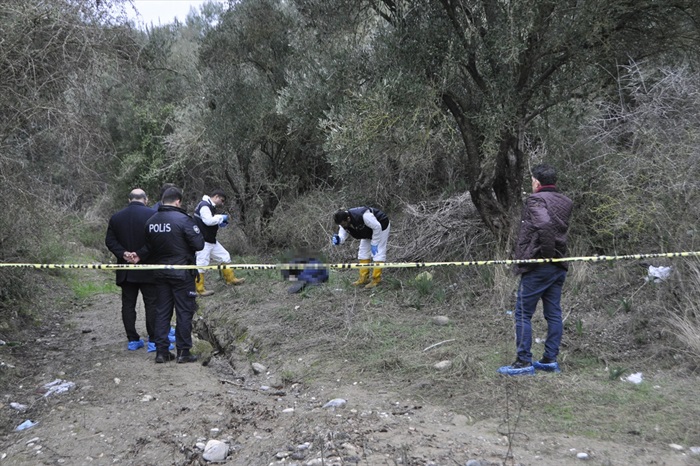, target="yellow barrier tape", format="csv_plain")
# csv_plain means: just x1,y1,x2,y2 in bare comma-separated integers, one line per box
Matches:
0,251,698,271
